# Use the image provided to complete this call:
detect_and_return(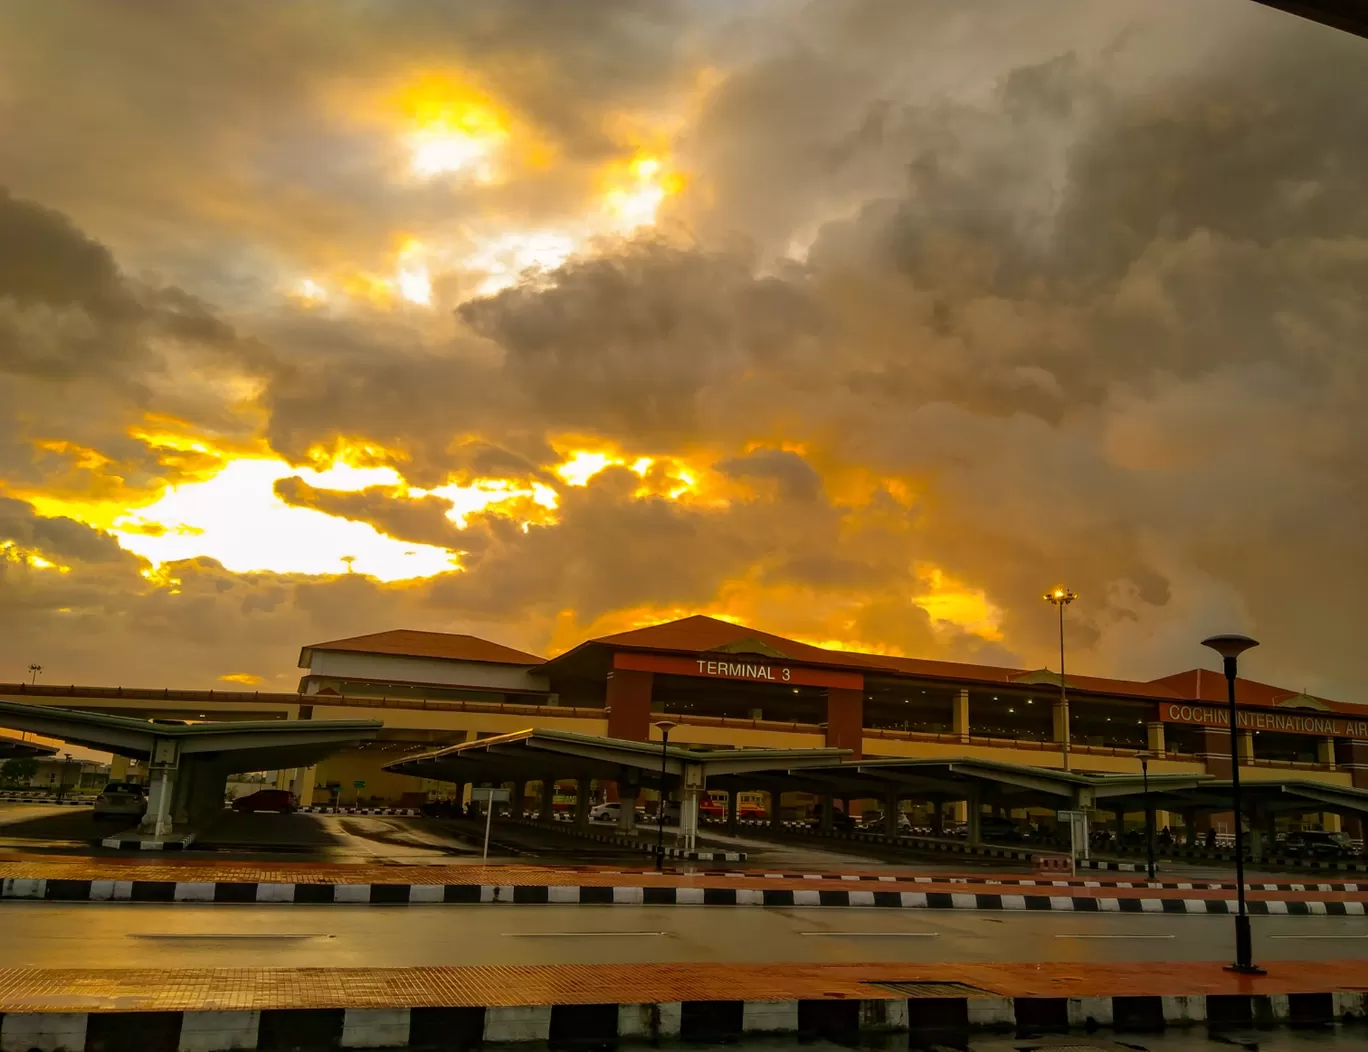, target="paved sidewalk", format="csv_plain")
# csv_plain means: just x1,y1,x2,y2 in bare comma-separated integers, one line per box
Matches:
2,959,1366,1010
